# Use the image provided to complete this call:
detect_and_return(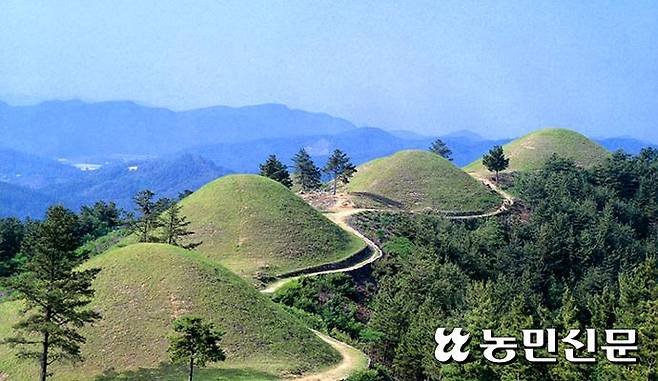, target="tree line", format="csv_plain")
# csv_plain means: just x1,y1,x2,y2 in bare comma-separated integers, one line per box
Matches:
257,134,516,200
256,140,509,194
258,148,357,195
